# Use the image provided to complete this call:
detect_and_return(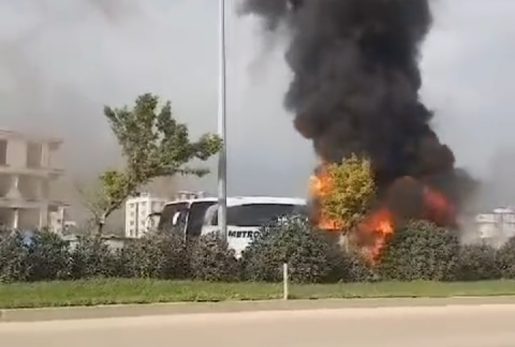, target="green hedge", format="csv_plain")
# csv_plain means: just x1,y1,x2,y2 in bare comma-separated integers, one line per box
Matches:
0,231,27,282
70,236,116,279
455,244,501,281
0,220,514,284
379,220,460,281
497,238,515,279
190,233,239,282
242,216,337,283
